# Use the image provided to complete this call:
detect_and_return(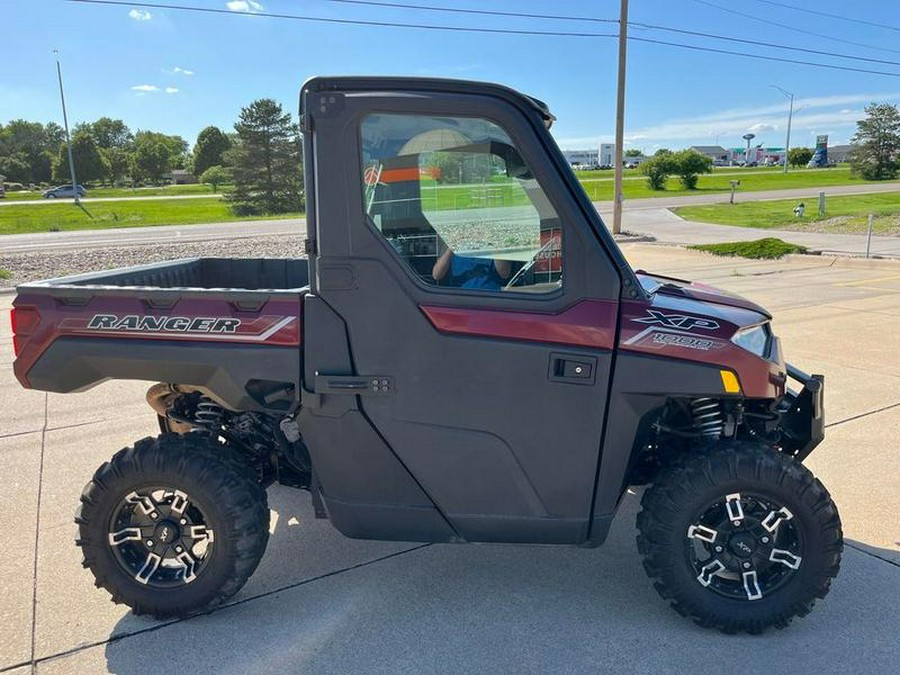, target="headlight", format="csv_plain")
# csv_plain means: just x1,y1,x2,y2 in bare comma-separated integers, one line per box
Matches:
731,323,771,358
